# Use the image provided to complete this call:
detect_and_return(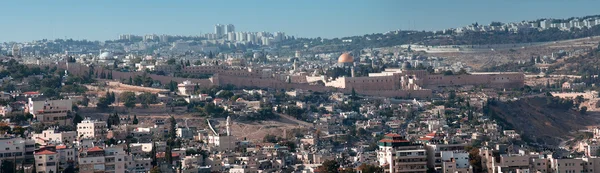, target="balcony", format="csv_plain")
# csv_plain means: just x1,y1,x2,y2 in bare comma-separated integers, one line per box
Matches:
395,168,428,172
395,161,427,165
